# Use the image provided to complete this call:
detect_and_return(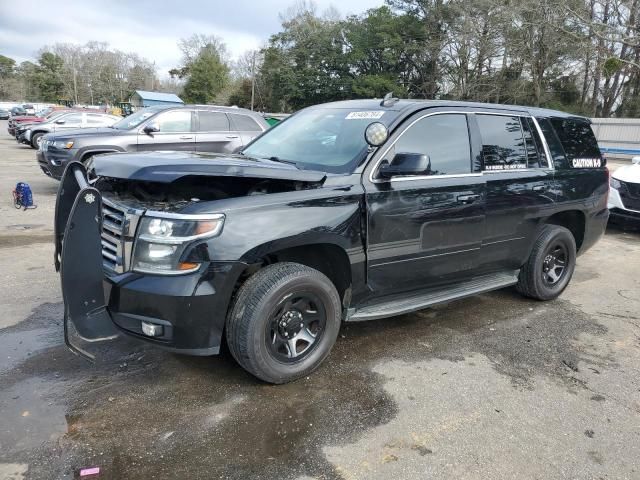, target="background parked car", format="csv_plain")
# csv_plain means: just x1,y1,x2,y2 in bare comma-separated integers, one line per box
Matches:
10,106,26,117
14,110,75,145
27,111,121,150
609,156,640,226
37,105,268,179
22,104,36,115
0,108,9,120
8,107,68,136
